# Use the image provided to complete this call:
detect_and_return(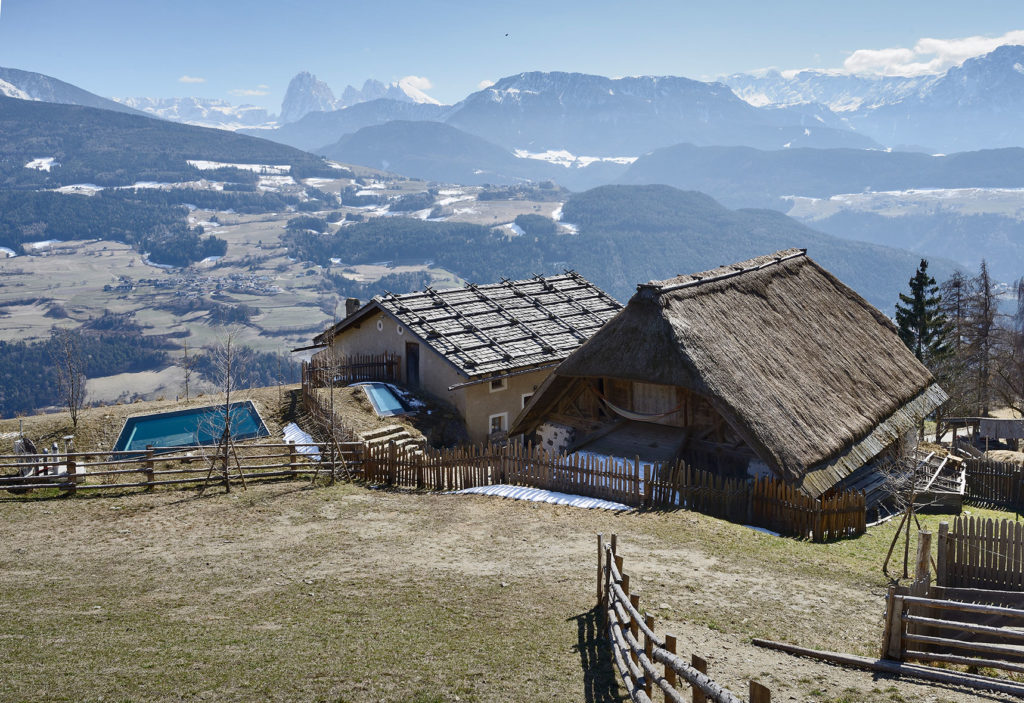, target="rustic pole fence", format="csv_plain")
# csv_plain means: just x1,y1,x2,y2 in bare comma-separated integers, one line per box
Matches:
601,534,768,703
